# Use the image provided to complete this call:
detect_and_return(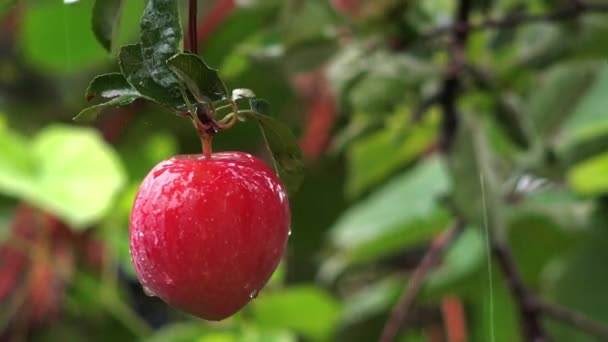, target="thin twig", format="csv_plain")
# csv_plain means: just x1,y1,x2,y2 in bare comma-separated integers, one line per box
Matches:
535,299,608,341
492,240,548,342
417,1,608,44
188,0,198,53
379,220,466,342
